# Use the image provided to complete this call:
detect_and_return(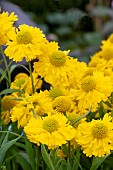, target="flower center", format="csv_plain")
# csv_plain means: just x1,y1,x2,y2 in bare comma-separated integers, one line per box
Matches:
50,50,66,67
91,122,108,139
52,96,71,113
49,87,63,99
16,30,32,44
81,76,96,92
42,117,59,133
